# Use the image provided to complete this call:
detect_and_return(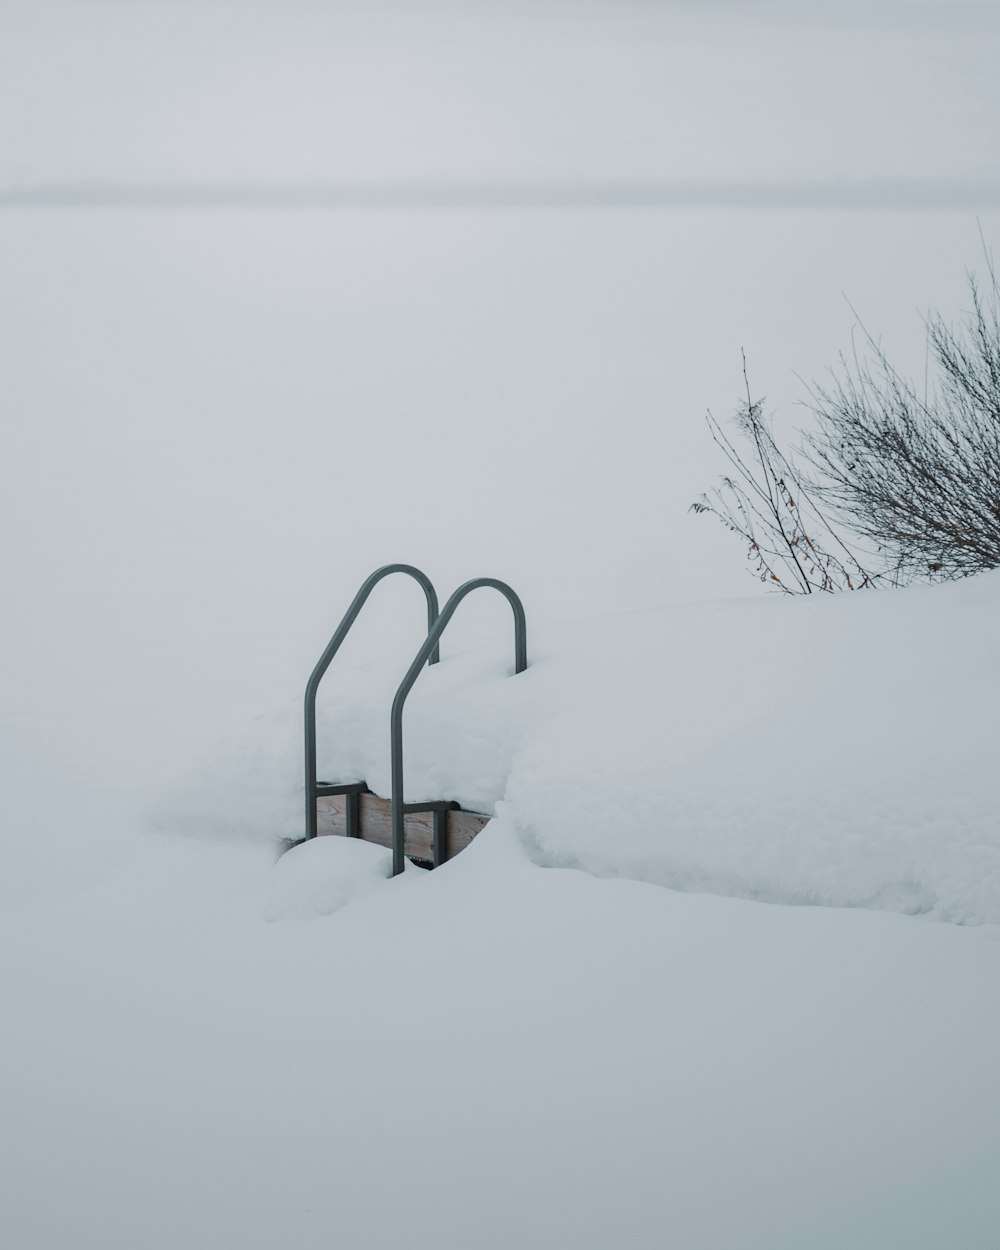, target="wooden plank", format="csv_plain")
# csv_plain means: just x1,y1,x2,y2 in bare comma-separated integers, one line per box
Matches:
316,794,348,837
316,792,491,862
358,793,435,861
447,808,491,853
